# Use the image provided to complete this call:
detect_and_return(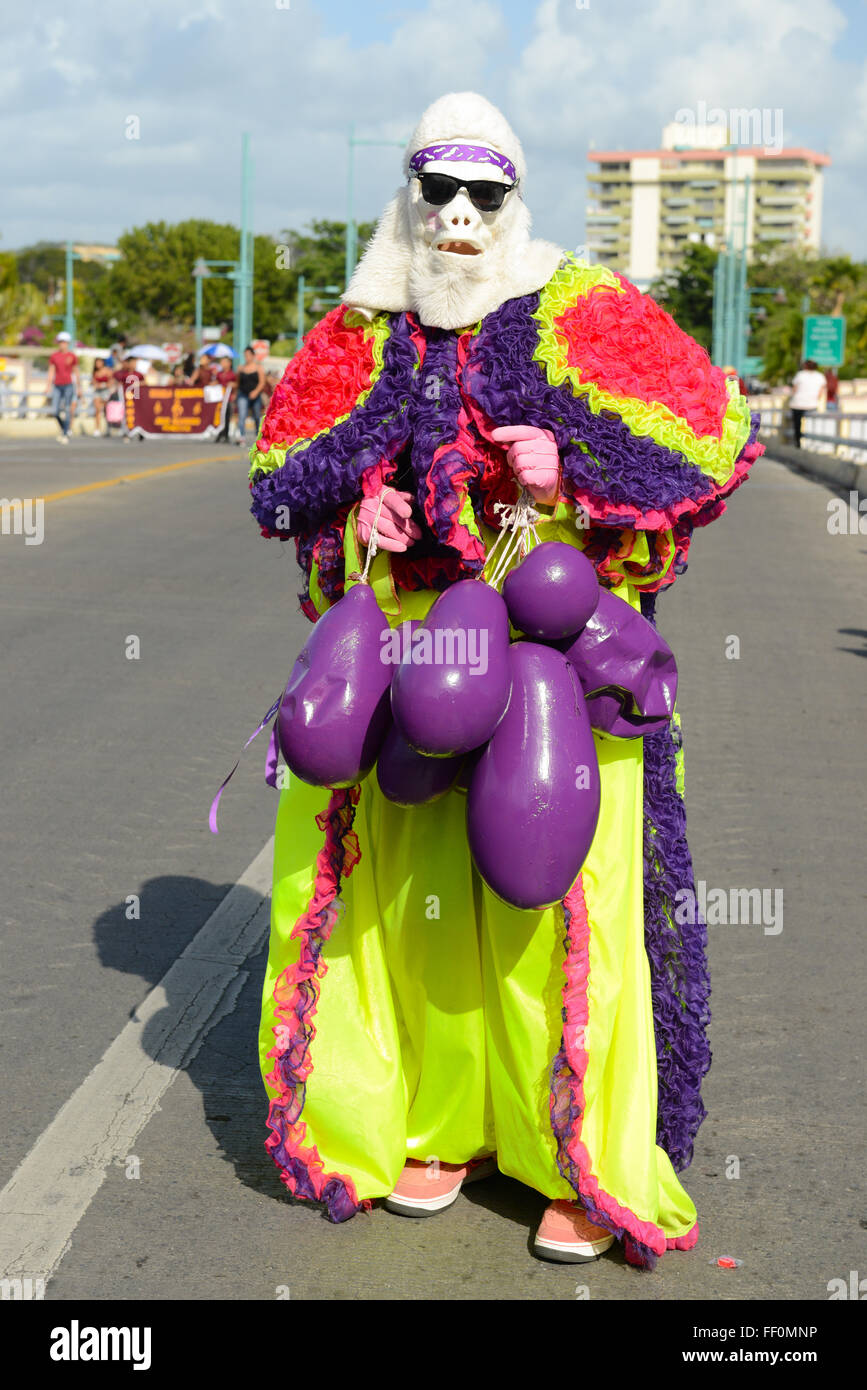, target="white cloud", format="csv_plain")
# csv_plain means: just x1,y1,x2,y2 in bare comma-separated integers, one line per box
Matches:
0,0,862,266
